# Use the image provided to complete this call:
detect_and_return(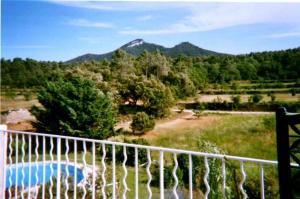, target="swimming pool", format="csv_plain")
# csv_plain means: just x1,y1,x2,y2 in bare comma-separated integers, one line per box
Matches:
5,162,84,189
